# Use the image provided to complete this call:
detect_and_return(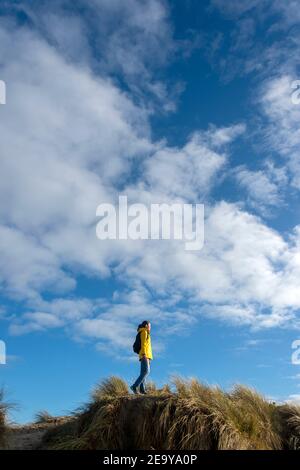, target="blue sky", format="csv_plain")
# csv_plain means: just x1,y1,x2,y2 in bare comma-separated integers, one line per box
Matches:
1,0,300,423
